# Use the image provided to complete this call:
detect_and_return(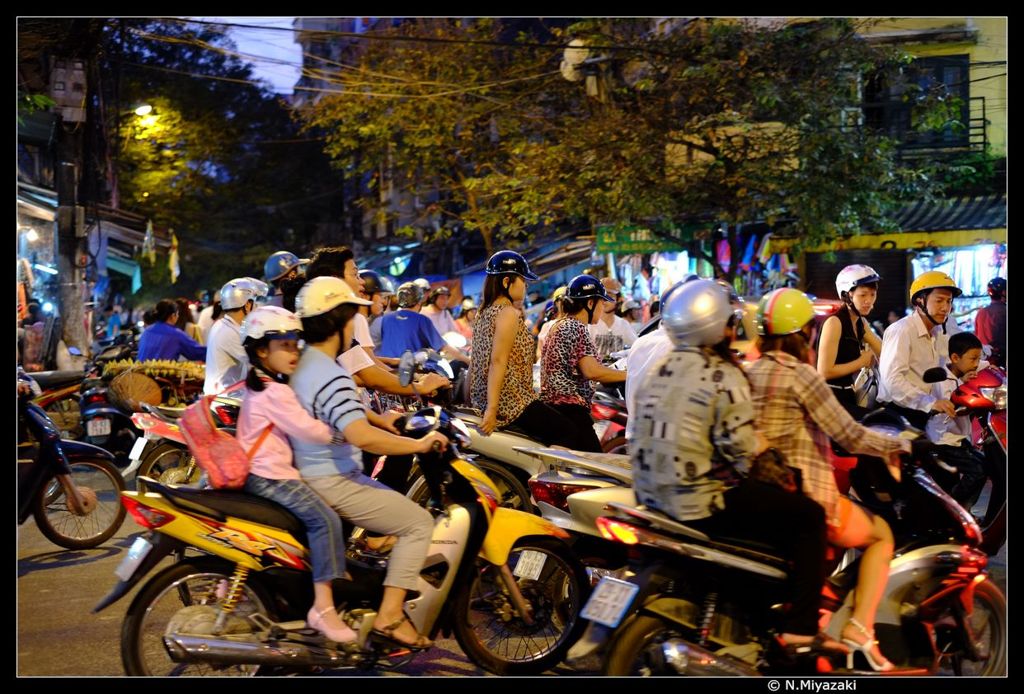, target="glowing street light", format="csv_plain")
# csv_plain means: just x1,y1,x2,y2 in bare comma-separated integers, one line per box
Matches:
134,104,153,116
